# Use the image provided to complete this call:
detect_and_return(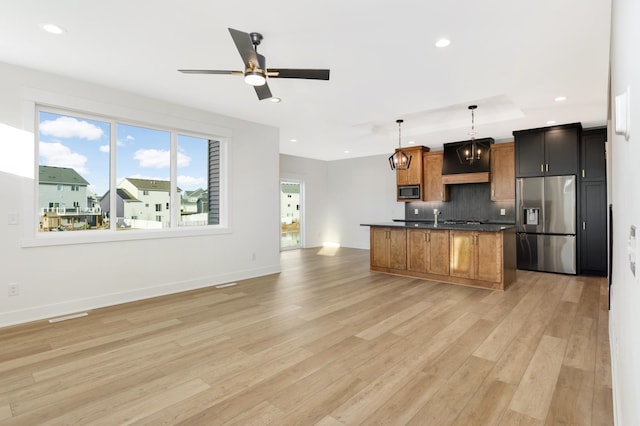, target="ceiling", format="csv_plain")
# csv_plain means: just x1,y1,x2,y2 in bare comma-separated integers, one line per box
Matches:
0,1,612,161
